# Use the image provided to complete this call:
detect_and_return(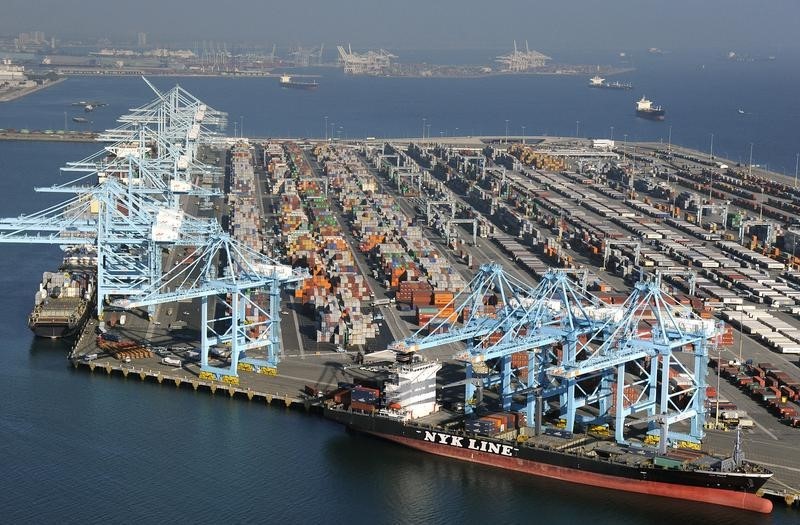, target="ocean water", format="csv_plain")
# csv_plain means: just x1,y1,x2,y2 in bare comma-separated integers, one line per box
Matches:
0,55,799,523
1,50,799,173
